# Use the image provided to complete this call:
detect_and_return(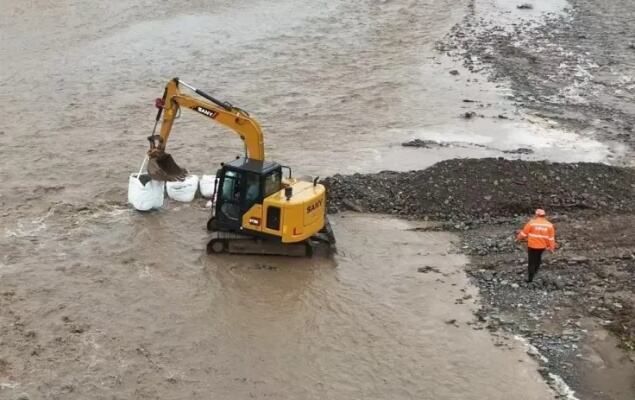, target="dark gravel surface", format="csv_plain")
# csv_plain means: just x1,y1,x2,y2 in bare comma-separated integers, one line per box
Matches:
440,0,635,161
462,215,634,400
323,158,635,222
